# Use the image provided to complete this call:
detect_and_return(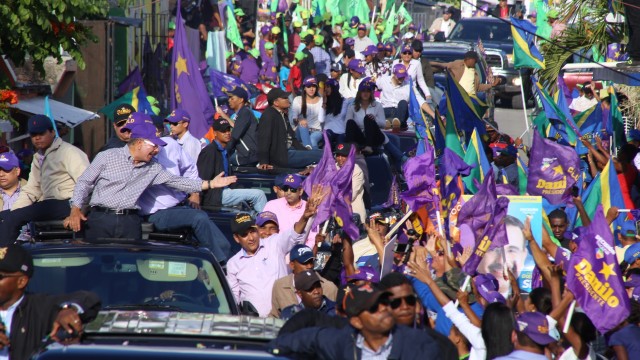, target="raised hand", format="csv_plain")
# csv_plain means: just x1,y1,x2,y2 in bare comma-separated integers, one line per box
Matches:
210,172,237,188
